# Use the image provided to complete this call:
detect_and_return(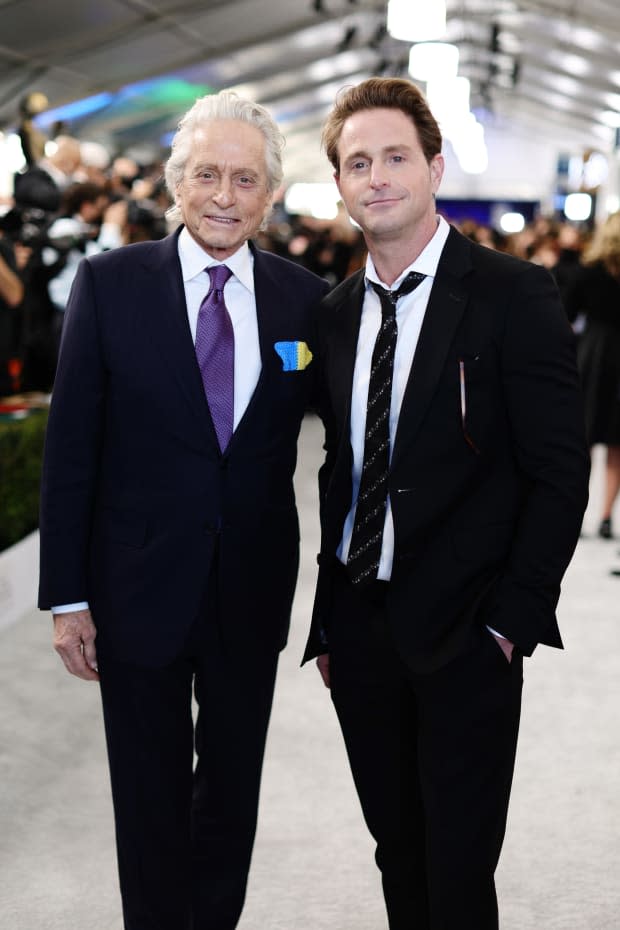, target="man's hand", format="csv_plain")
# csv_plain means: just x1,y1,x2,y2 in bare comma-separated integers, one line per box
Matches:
316,653,330,688
53,609,99,681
